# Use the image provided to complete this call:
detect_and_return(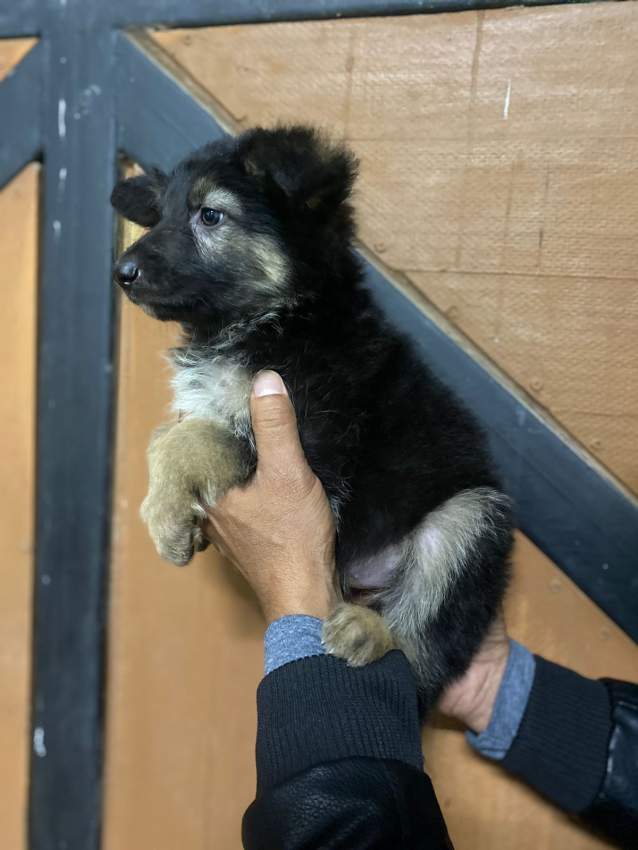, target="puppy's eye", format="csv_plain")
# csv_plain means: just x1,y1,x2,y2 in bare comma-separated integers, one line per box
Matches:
200,207,224,227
